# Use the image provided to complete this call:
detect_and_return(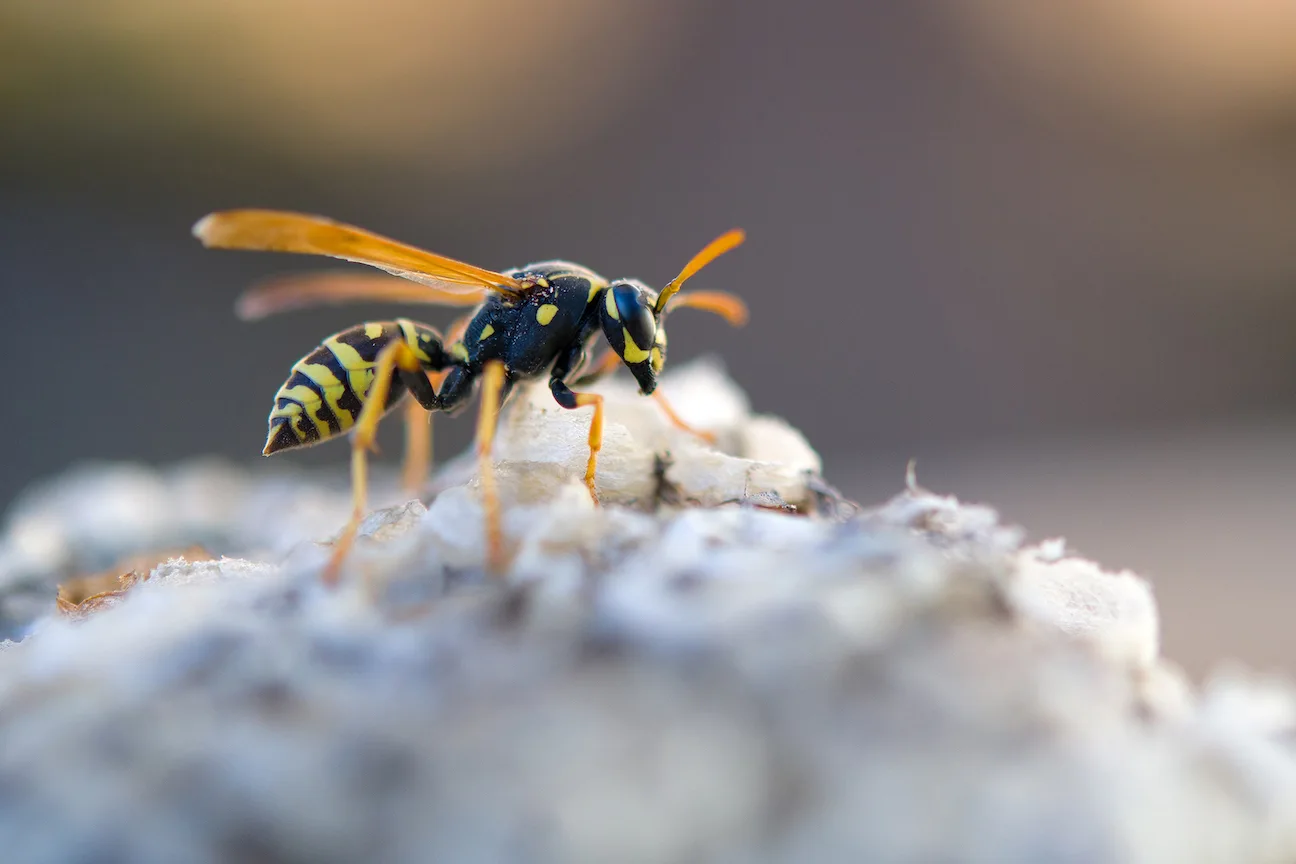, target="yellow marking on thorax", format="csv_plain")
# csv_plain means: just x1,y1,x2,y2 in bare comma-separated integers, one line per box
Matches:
621,329,650,364
605,290,619,320
536,304,558,326
450,342,469,363
478,324,495,342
